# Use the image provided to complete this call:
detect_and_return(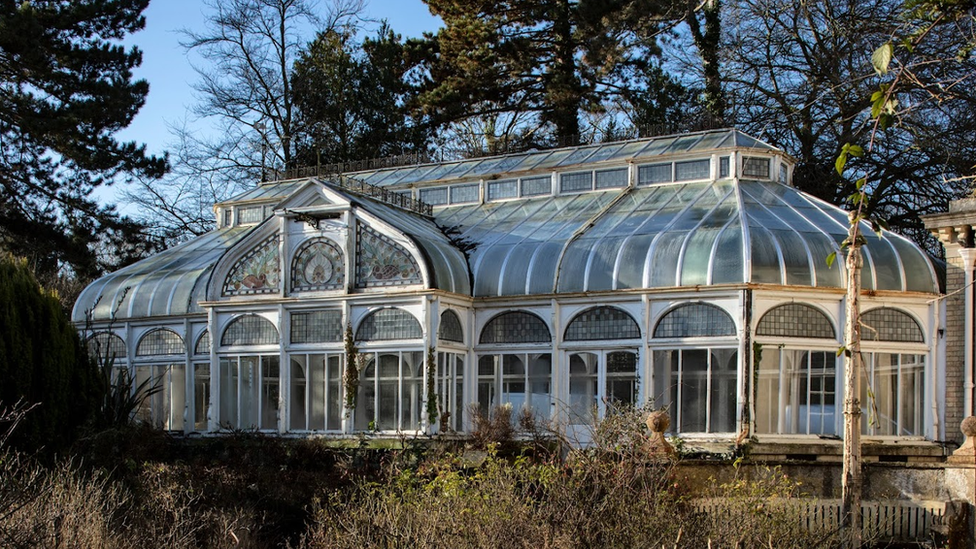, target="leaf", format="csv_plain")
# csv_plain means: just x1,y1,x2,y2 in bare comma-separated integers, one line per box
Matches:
872,42,893,75
846,144,864,157
836,346,847,358
855,177,867,190
835,151,847,175
826,251,837,267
